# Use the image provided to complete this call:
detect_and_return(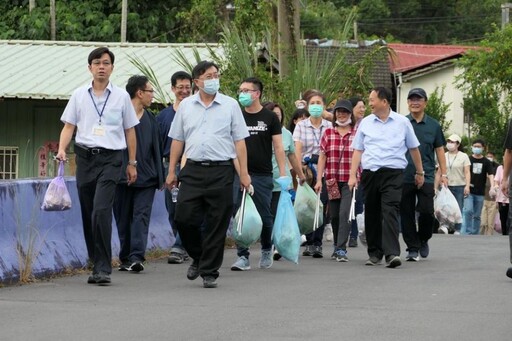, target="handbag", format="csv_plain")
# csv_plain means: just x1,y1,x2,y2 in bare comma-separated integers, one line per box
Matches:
325,178,341,200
